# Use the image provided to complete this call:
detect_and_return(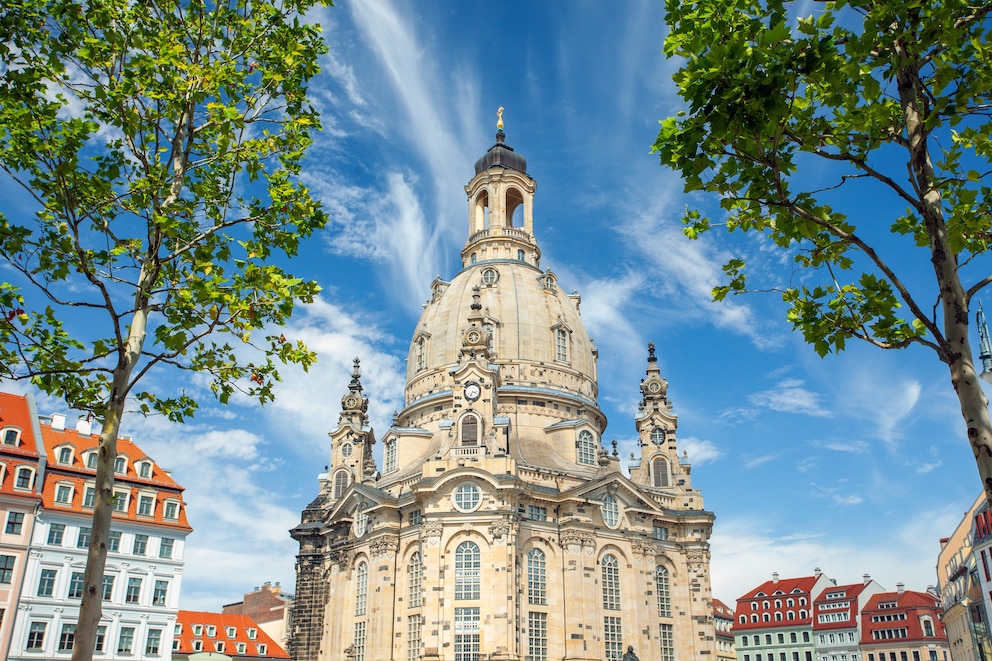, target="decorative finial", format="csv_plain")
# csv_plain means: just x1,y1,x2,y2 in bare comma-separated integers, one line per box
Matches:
496,106,504,131
647,342,657,363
